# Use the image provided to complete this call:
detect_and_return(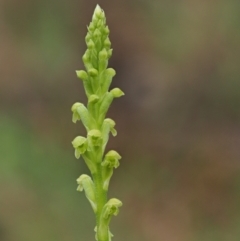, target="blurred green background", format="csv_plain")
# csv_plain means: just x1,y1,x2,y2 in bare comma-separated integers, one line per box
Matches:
1,0,240,240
